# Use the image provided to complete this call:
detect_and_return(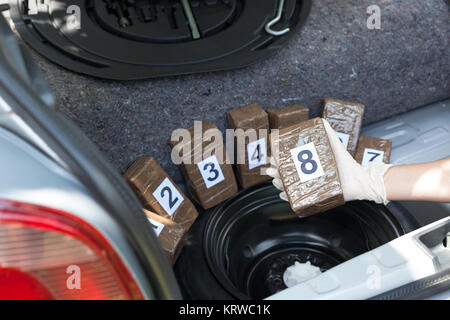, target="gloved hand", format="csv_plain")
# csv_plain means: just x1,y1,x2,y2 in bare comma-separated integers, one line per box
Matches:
266,119,393,205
